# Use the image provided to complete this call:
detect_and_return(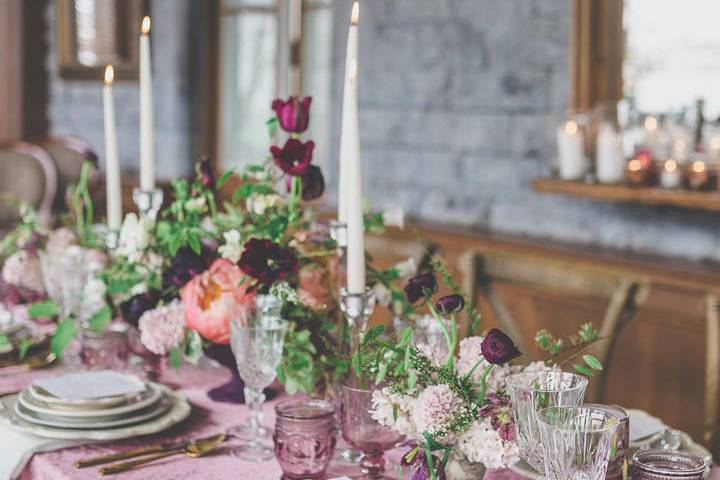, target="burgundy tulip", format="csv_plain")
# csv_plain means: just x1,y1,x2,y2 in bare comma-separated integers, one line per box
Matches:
286,165,325,201
404,271,438,304
238,238,299,287
434,294,464,314
272,96,312,133
271,138,315,176
481,328,521,365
